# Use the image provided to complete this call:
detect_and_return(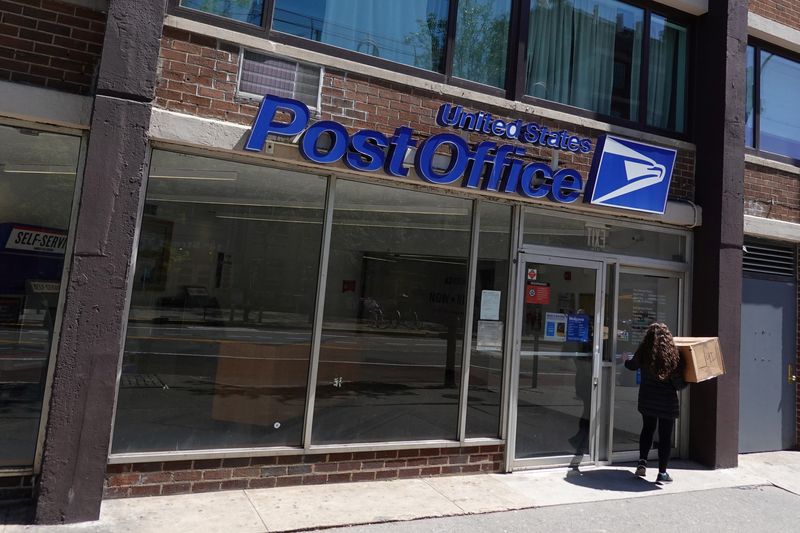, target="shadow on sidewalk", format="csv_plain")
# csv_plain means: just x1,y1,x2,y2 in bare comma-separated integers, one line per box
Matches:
563,468,663,493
